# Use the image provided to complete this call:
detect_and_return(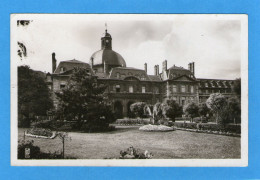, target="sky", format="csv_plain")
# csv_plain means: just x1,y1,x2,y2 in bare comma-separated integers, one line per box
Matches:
14,14,242,79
